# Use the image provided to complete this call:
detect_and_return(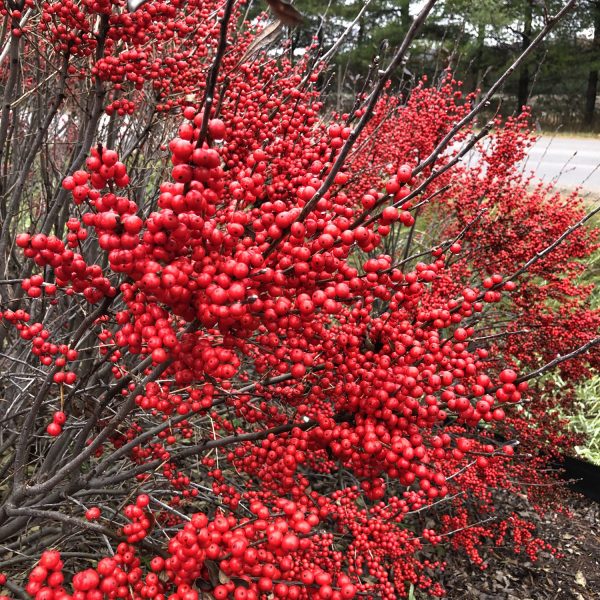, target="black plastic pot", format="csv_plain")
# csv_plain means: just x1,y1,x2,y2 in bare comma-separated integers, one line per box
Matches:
561,455,600,502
